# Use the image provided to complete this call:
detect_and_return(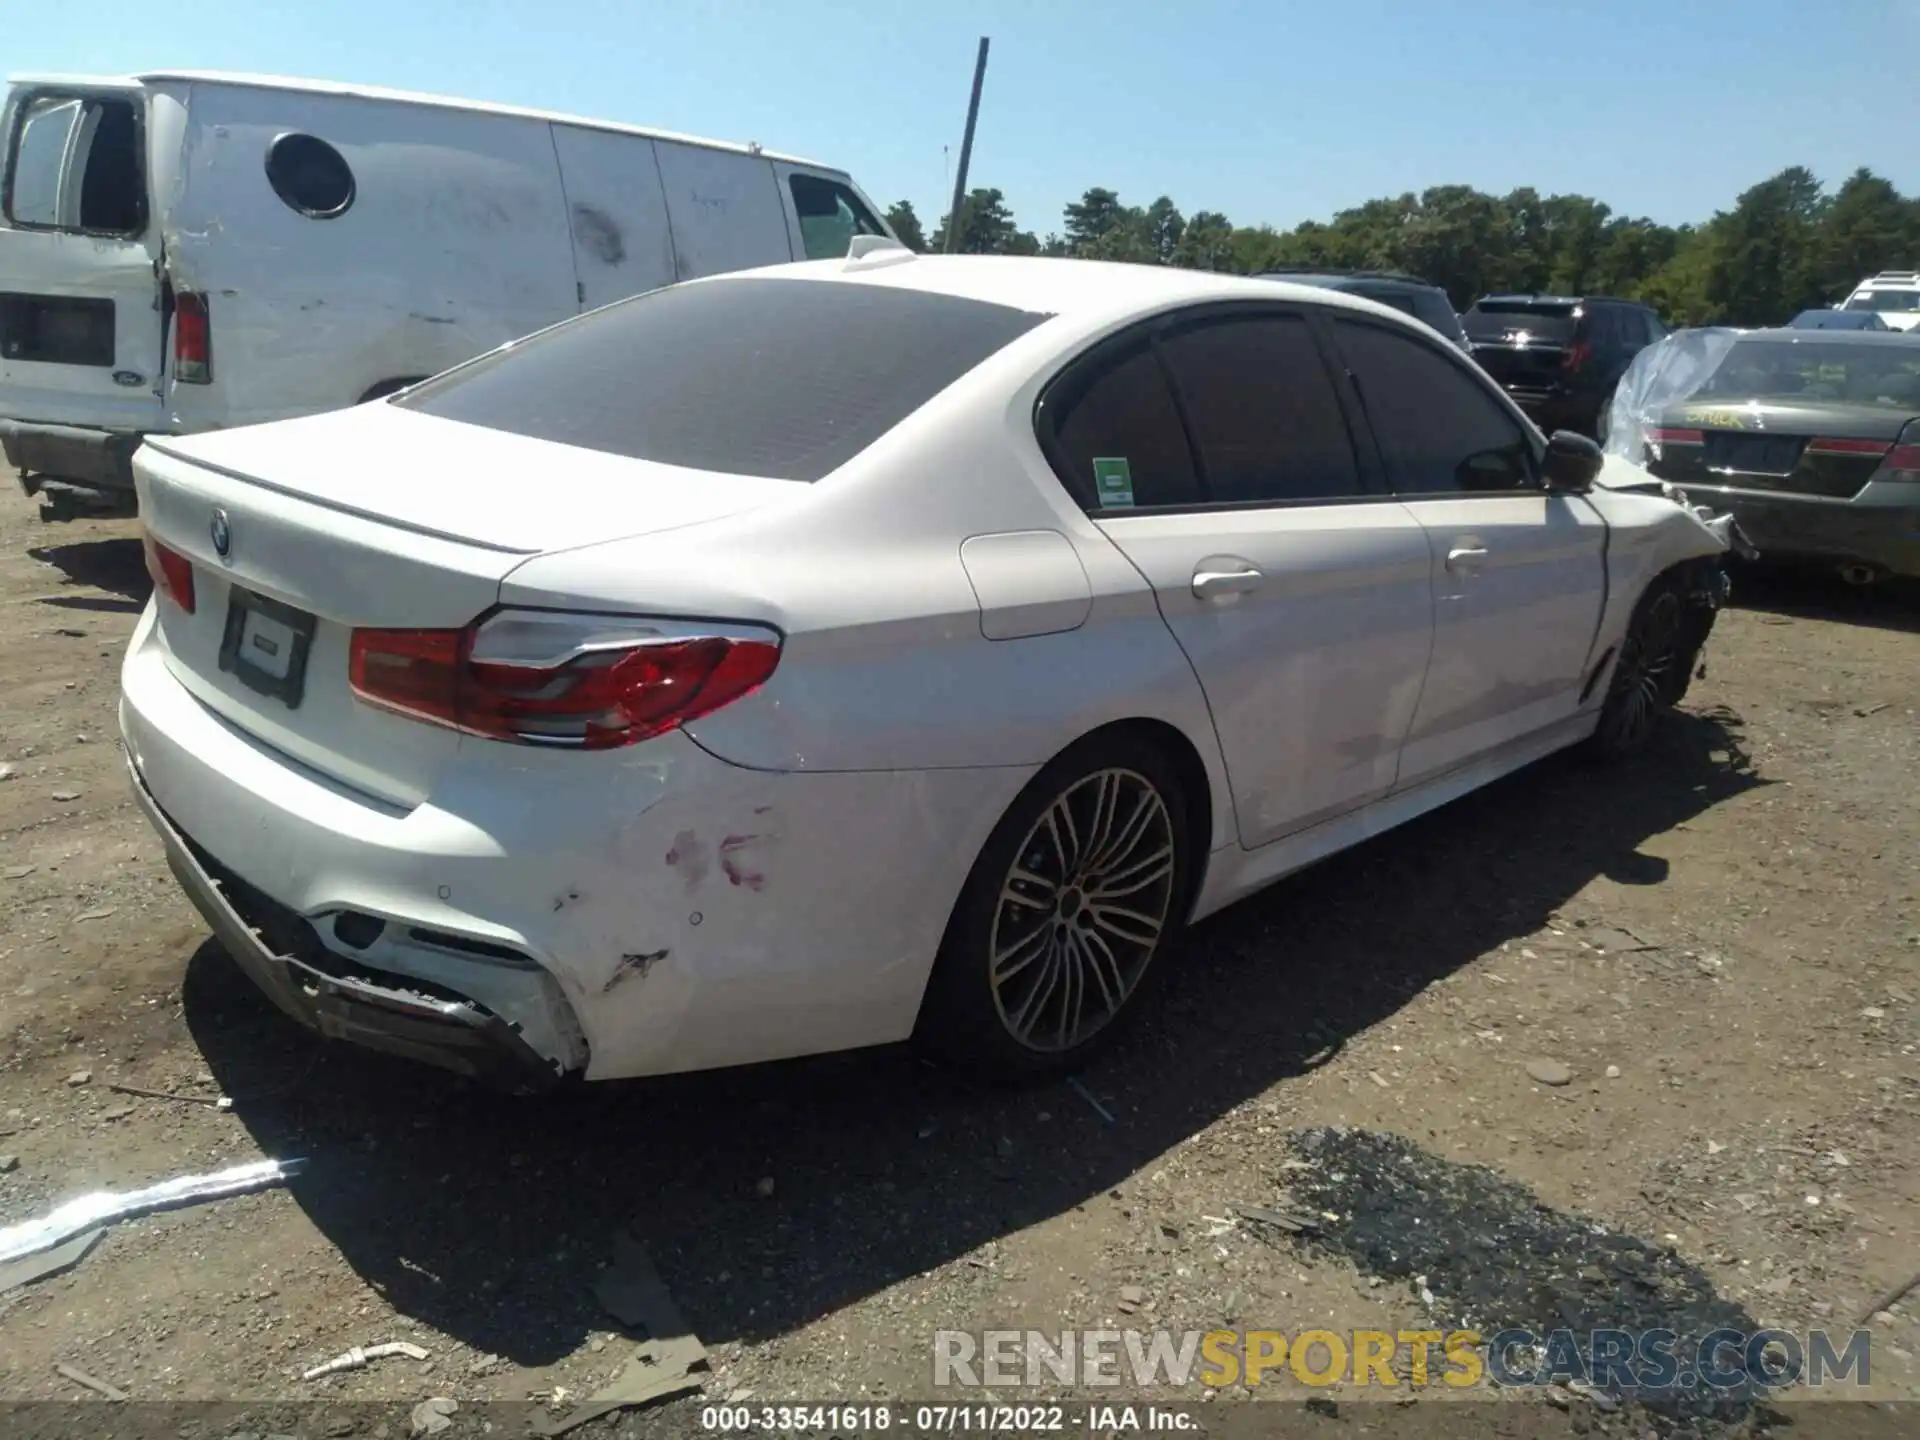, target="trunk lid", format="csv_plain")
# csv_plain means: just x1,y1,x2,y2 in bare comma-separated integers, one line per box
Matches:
0,81,166,434
1644,401,1913,500
135,405,801,806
